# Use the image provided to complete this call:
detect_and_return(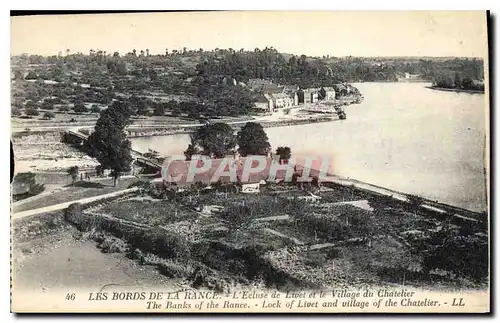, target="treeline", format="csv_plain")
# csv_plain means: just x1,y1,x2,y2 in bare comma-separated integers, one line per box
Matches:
11,48,485,119
432,72,485,91
13,49,485,88
193,49,484,85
